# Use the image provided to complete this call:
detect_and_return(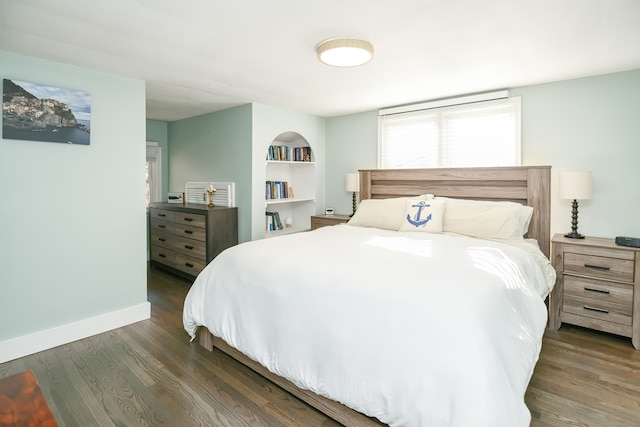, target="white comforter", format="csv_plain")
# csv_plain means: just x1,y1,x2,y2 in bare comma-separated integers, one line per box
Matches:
183,225,555,427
